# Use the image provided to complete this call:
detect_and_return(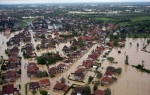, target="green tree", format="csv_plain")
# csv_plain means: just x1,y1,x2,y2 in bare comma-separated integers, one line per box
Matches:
93,84,98,91
32,90,37,95
71,46,77,51
41,34,45,39
115,67,122,75
137,43,139,48
1,65,7,71
114,39,119,46
36,45,40,50
96,72,103,78
88,76,93,84
107,57,114,63
37,56,46,65
60,77,66,83
83,84,91,94
105,88,111,95
92,80,101,86
147,39,150,44
40,90,48,95
17,69,21,74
